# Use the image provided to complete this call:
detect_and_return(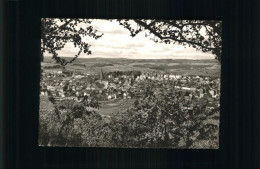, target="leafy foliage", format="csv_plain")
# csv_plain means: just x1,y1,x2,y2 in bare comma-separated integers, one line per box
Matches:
108,80,219,148
39,102,111,147
118,19,222,62
41,18,103,66
41,19,221,67
39,79,219,148
40,19,220,147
